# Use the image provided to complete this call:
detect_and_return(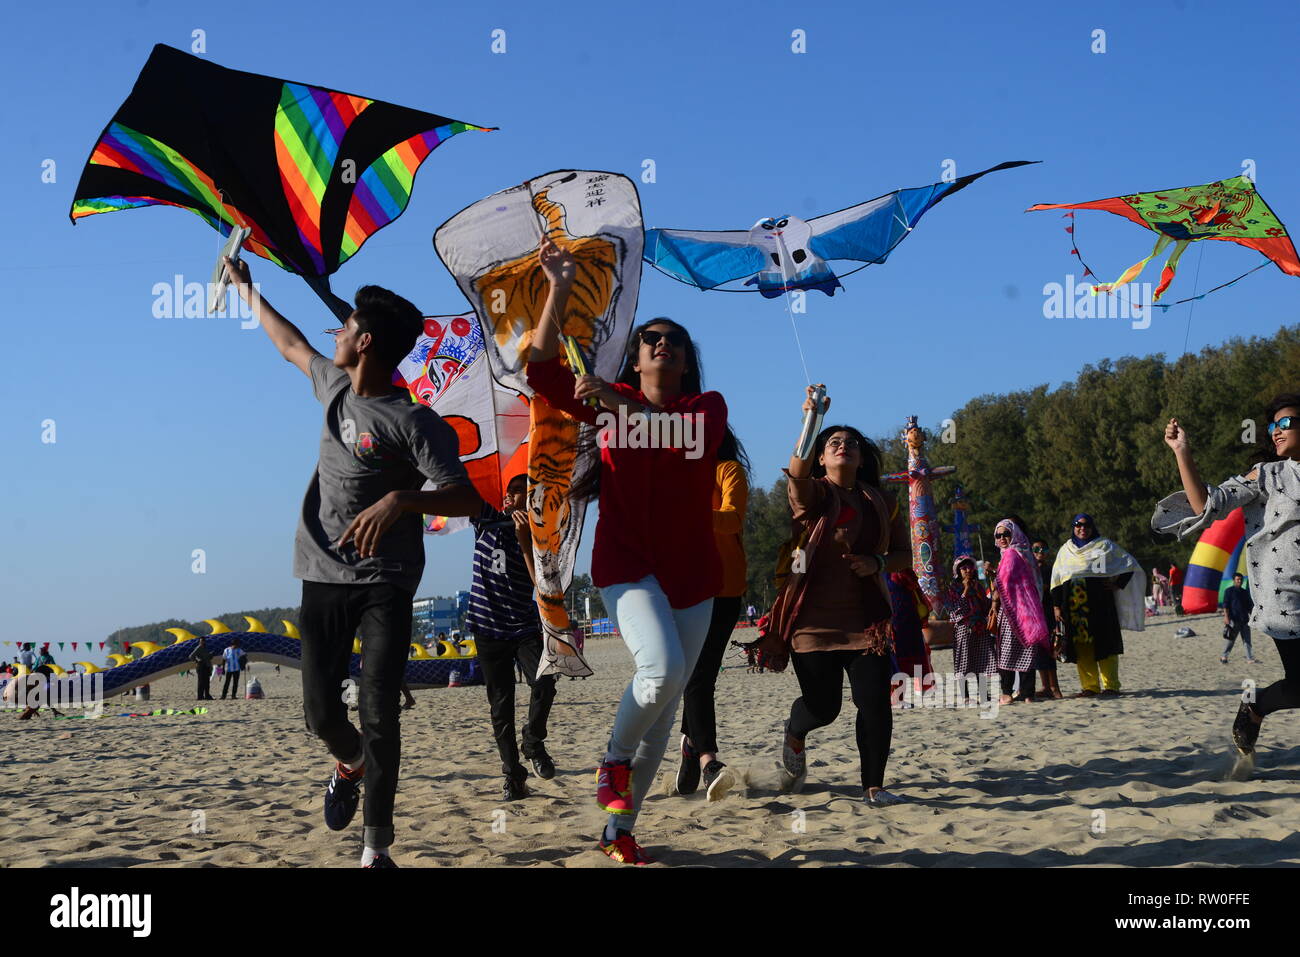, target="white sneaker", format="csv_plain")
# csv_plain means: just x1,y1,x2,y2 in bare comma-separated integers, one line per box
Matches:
865,788,906,807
